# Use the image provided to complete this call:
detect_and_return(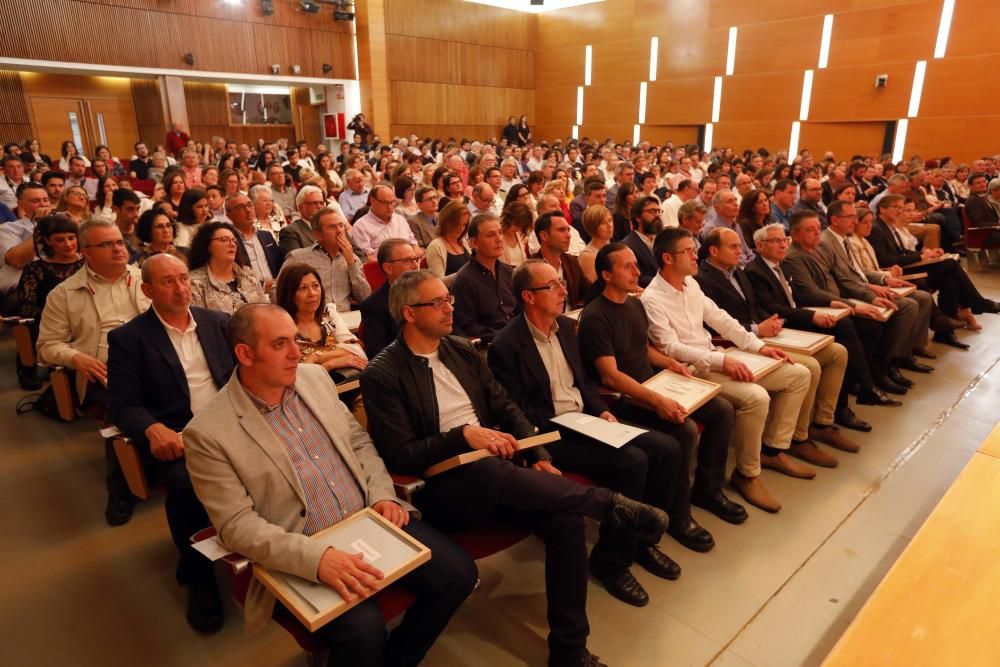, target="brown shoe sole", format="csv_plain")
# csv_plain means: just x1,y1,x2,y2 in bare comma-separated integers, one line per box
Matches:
761,454,816,479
